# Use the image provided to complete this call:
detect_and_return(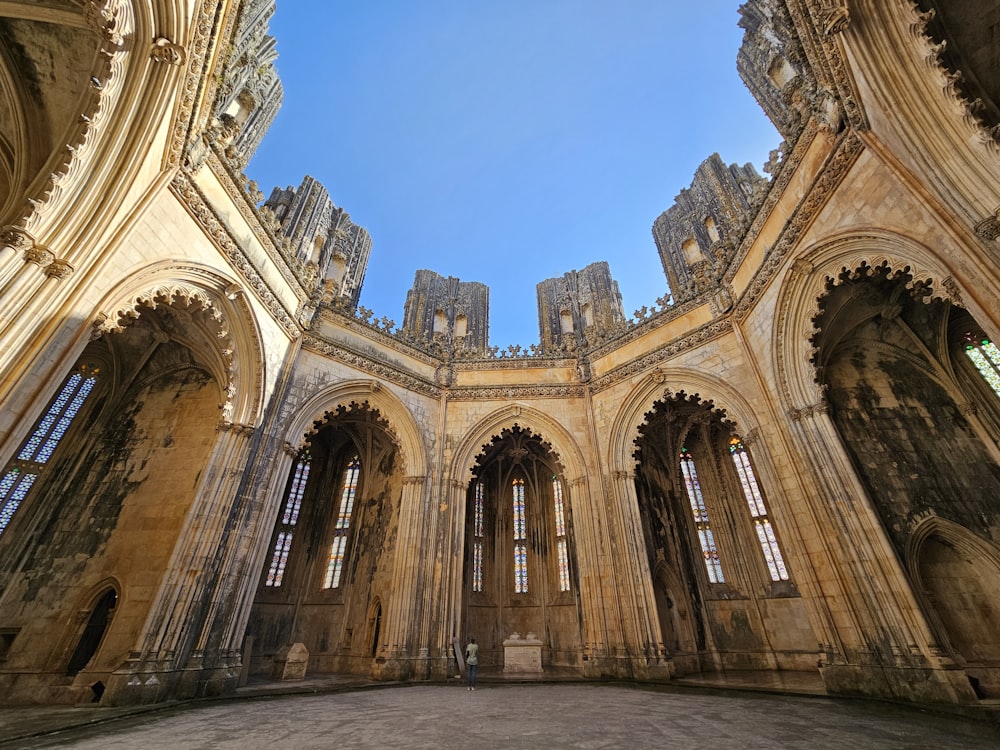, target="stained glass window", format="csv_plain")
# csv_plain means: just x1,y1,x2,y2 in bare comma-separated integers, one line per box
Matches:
680,448,725,583
265,452,311,587
323,456,360,589
553,476,570,591
964,333,1000,398
0,368,98,537
729,438,789,582
473,481,484,592
513,478,528,593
